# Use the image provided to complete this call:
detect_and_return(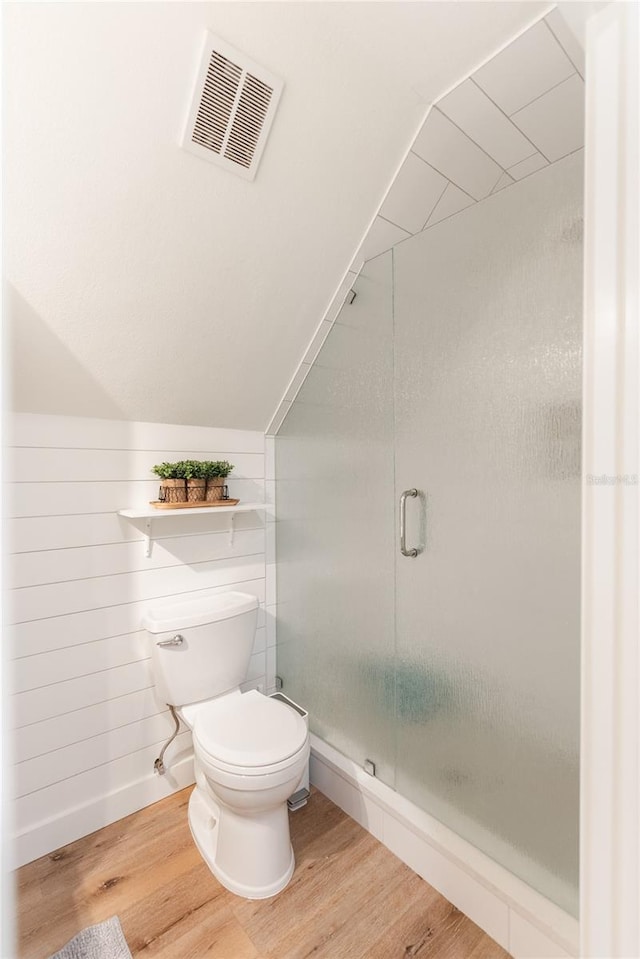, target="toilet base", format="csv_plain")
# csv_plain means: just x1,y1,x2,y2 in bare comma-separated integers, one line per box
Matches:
188,786,295,900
